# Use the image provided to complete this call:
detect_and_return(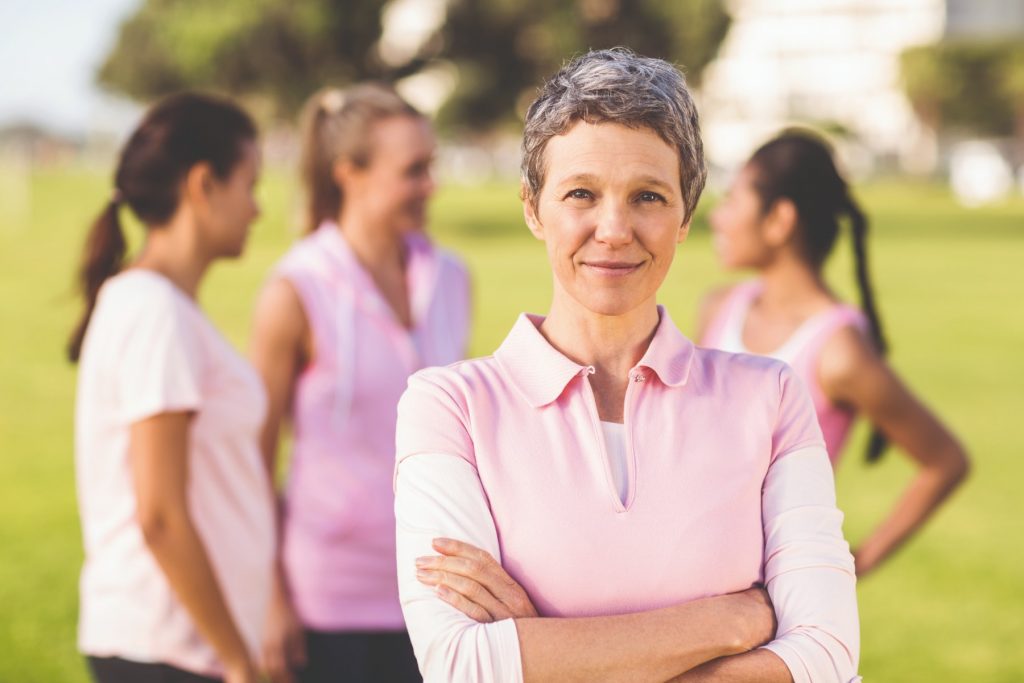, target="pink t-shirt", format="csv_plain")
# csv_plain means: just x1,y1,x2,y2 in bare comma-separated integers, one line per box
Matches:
394,307,860,682
701,280,871,463
75,269,275,677
273,223,471,631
